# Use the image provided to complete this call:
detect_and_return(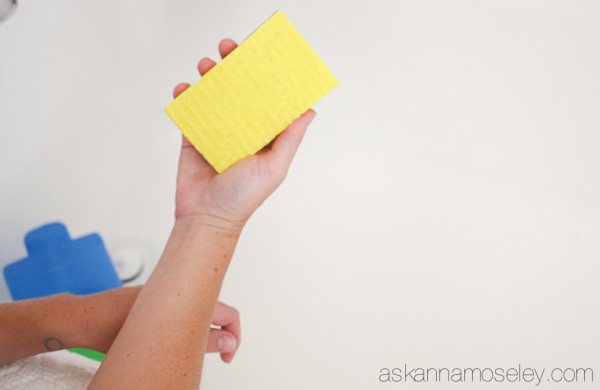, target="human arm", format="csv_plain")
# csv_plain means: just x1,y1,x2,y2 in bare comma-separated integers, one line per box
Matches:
0,286,241,366
89,38,314,388
0,287,137,366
